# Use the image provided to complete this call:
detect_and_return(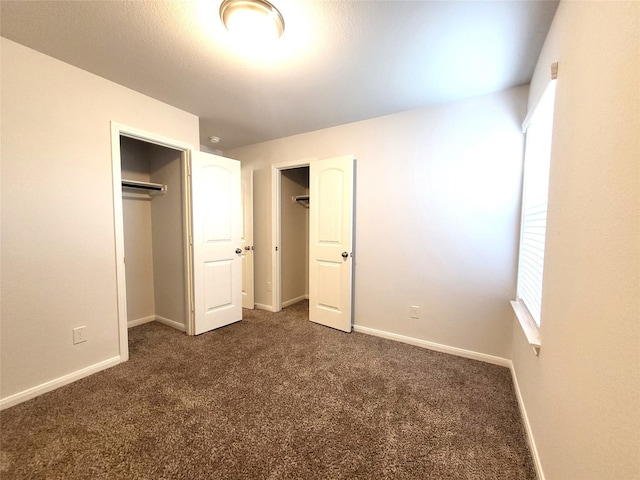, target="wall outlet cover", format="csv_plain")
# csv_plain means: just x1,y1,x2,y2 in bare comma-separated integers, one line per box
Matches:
73,326,87,344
